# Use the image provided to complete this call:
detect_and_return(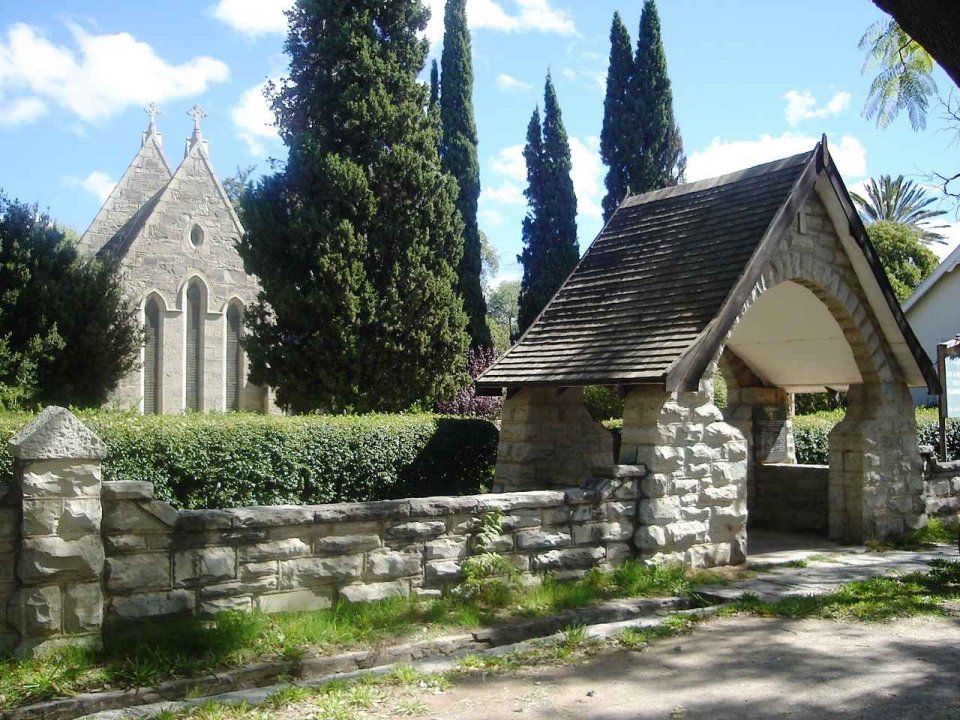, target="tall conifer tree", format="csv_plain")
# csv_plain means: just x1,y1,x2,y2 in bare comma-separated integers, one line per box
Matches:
439,0,491,348
517,76,580,335
239,0,467,413
600,12,635,221
629,0,686,193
